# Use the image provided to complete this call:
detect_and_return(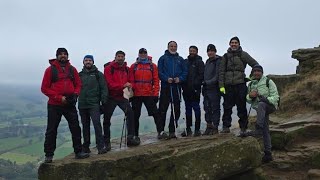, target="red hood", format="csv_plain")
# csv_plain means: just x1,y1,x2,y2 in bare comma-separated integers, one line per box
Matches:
49,59,71,66
135,56,153,63
110,61,128,69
